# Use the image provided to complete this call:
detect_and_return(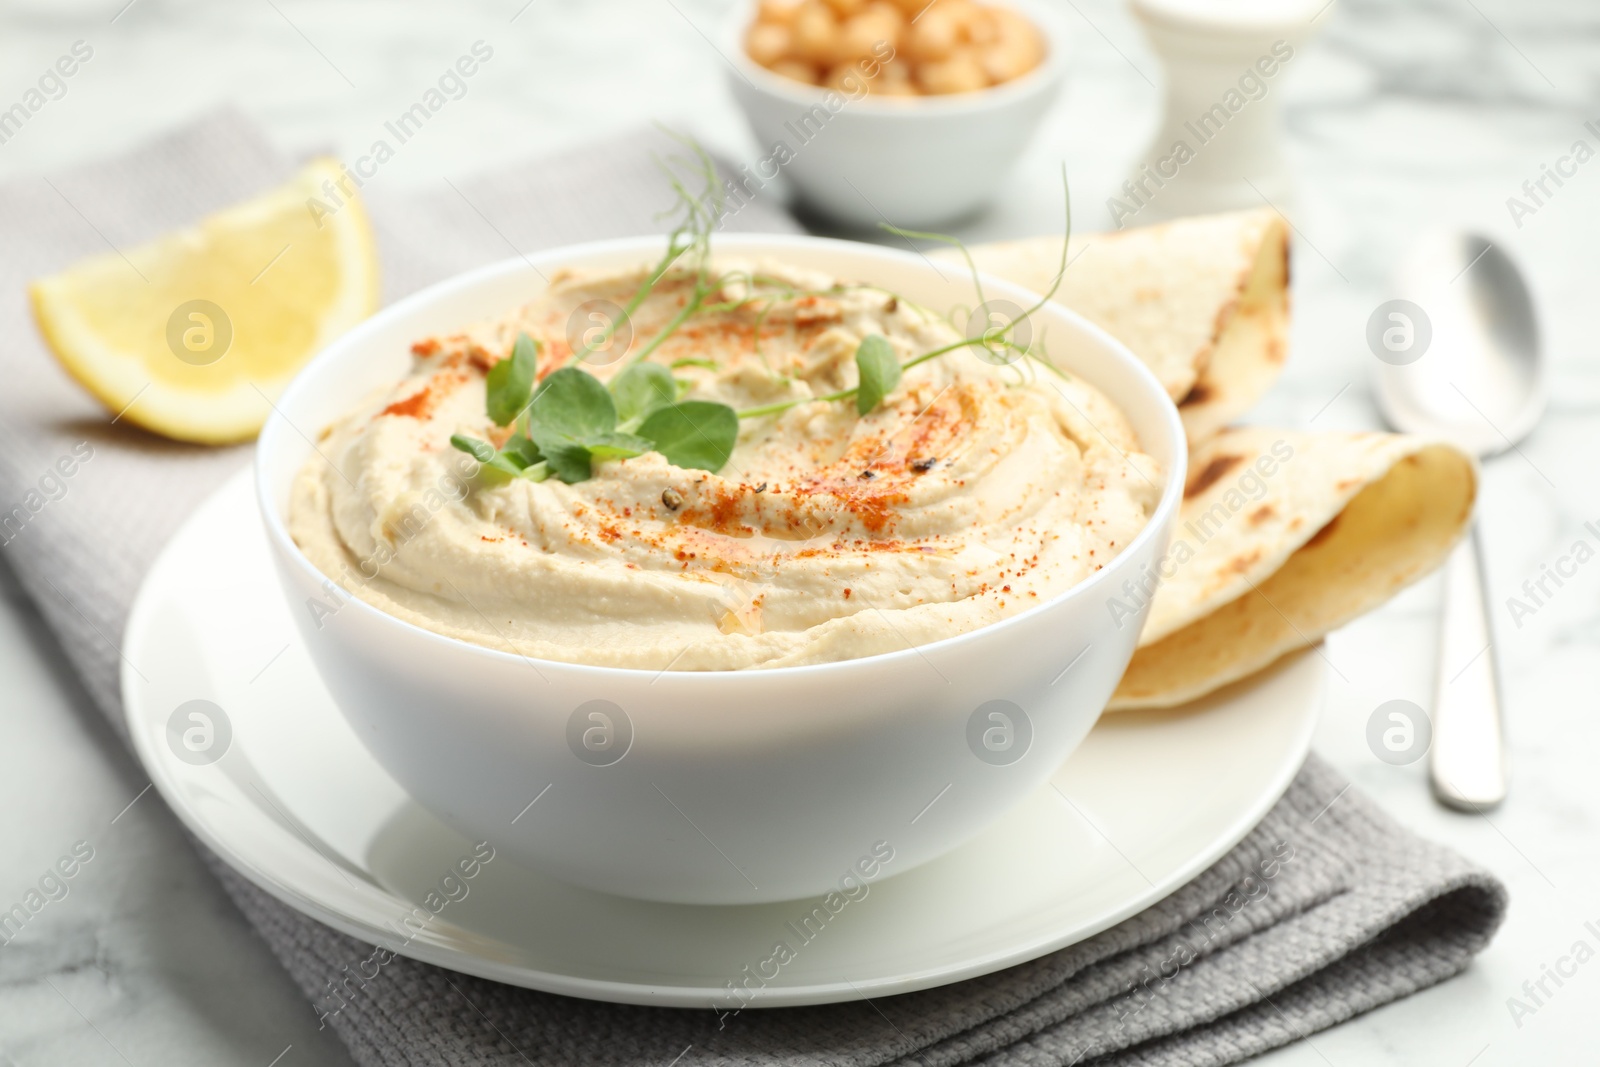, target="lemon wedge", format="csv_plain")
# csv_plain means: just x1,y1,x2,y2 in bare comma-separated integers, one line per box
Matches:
30,159,380,444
